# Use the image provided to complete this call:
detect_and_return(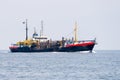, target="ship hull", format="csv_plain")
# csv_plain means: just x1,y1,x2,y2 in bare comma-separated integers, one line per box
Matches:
9,43,95,52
